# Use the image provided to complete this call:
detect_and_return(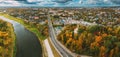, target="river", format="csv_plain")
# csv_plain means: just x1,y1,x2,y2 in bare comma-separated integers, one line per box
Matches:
0,16,42,57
